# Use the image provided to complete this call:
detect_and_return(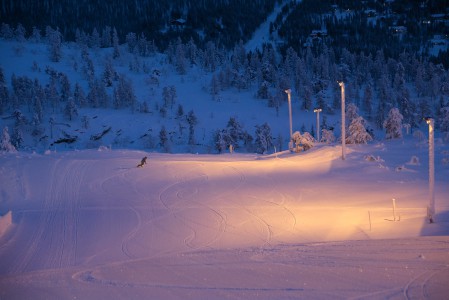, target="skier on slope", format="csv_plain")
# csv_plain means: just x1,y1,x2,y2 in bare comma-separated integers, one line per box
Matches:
137,156,147,167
